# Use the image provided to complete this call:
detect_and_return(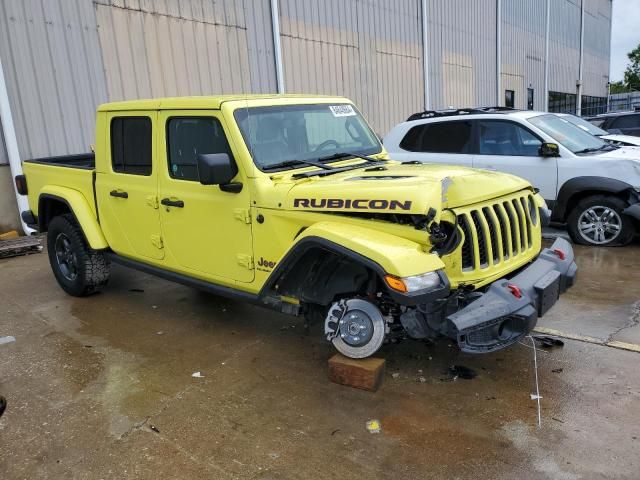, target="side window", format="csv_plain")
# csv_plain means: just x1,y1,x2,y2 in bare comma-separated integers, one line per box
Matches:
476,120,542,156
399,124,426,151
111,117,152,175
167,117,232,181
400,121,472,153
610,115,639,129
